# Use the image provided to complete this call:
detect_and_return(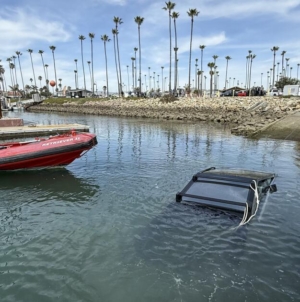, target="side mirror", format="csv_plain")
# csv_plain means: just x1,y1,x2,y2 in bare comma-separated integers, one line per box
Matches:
269,184,277,193
262,184,277,194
